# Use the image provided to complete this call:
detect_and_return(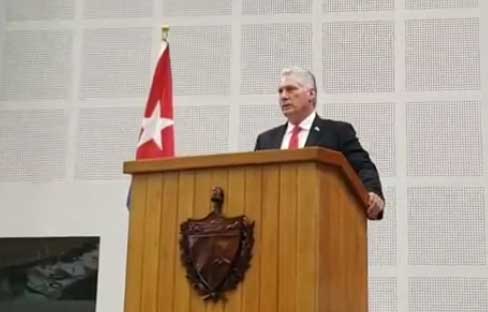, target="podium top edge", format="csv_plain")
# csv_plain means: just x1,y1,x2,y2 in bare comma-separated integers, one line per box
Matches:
123,147,369,207
125,147,338,173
